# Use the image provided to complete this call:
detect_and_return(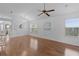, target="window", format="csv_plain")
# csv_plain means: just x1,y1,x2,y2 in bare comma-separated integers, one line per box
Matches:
0,21,11,35
30,24,39,33
65,18,79,36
